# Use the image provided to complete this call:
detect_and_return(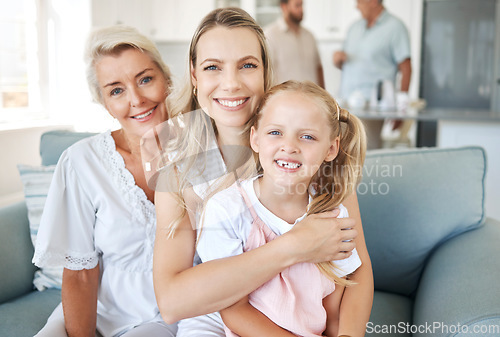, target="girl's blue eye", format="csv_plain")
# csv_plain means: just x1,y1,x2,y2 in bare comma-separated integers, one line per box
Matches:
269,130,281,136
204,65,218,71
110,88,123,96
302,135,315,140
